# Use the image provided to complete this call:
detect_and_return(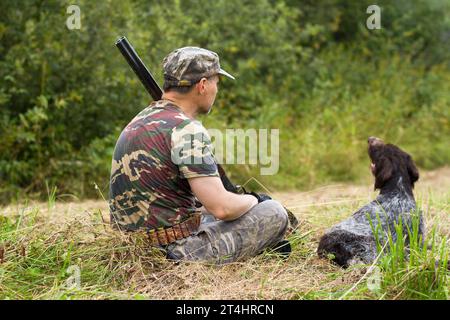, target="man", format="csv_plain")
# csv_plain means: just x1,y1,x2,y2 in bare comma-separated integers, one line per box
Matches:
109,46,289,264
